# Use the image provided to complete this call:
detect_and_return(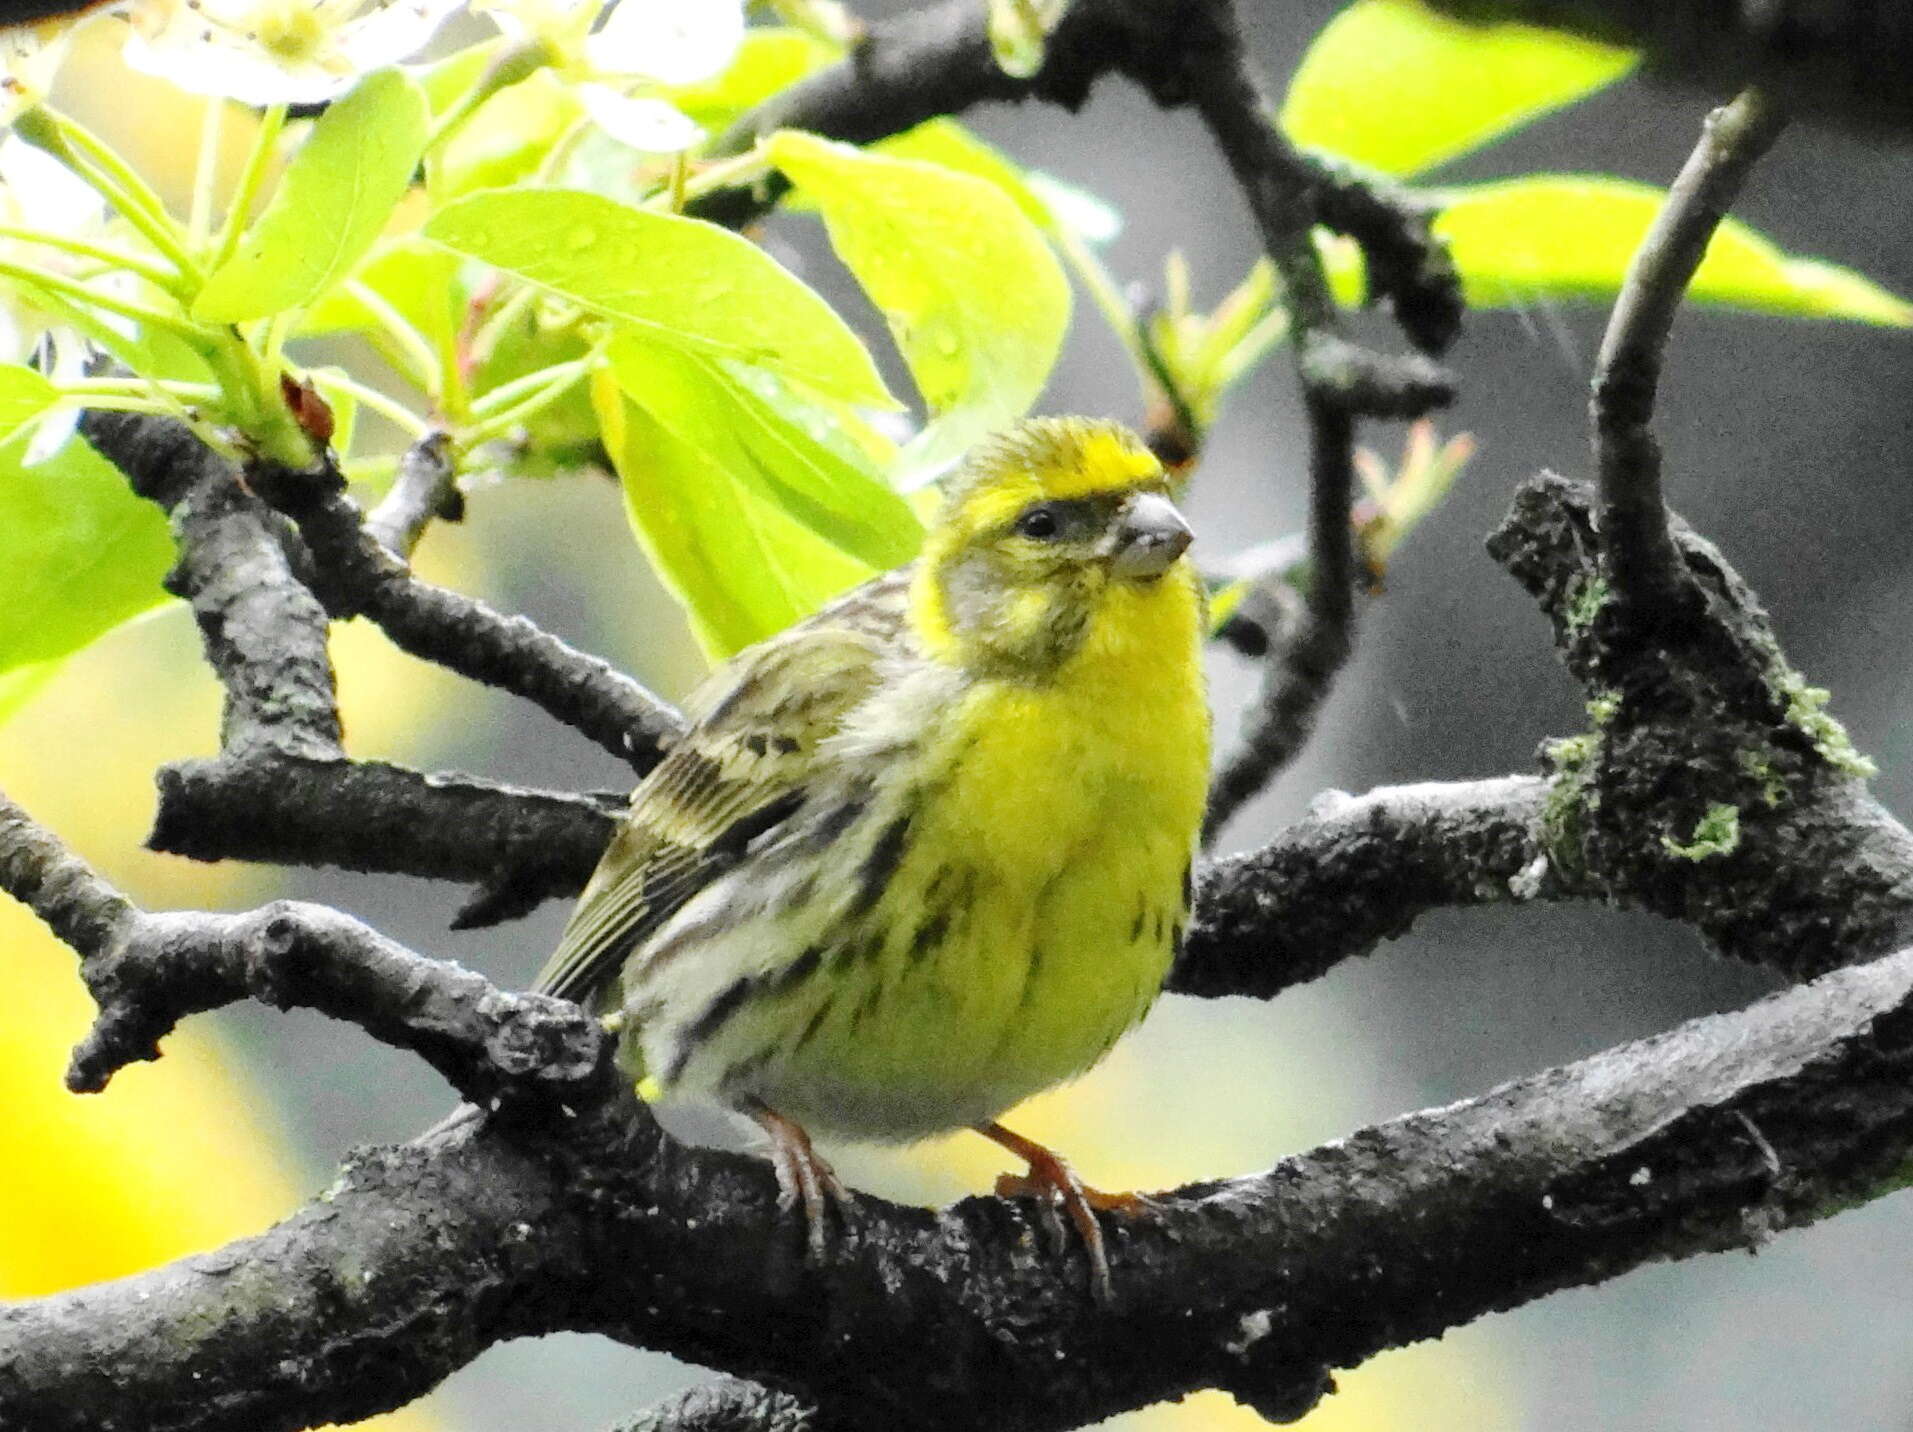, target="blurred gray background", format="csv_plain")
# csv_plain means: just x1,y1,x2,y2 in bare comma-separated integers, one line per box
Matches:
100,1,1913,1427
